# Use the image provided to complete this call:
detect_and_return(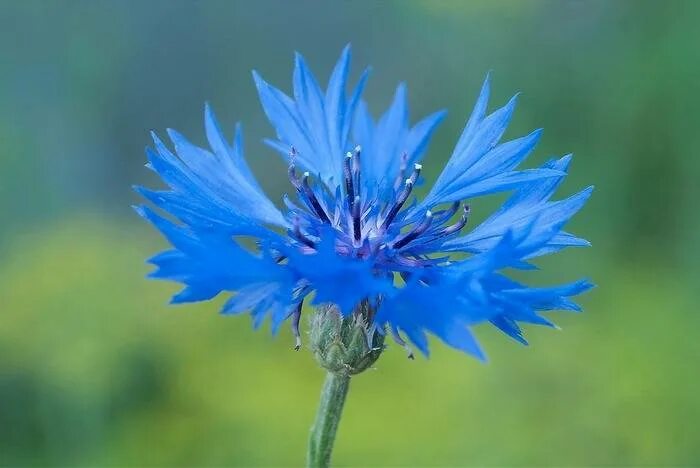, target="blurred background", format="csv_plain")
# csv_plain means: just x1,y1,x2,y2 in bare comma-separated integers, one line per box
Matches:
1,0,699,466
